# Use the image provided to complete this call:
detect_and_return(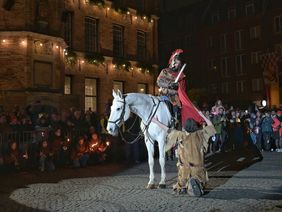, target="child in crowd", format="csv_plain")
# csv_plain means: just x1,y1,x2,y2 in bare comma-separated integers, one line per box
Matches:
39,140,55,172
71,136,89,168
